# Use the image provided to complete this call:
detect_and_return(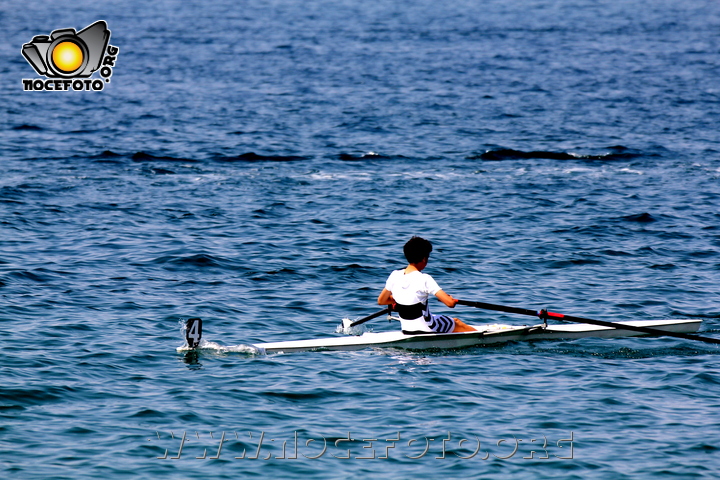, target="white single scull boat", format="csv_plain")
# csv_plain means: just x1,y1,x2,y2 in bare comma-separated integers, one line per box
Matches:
183,317,703,354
